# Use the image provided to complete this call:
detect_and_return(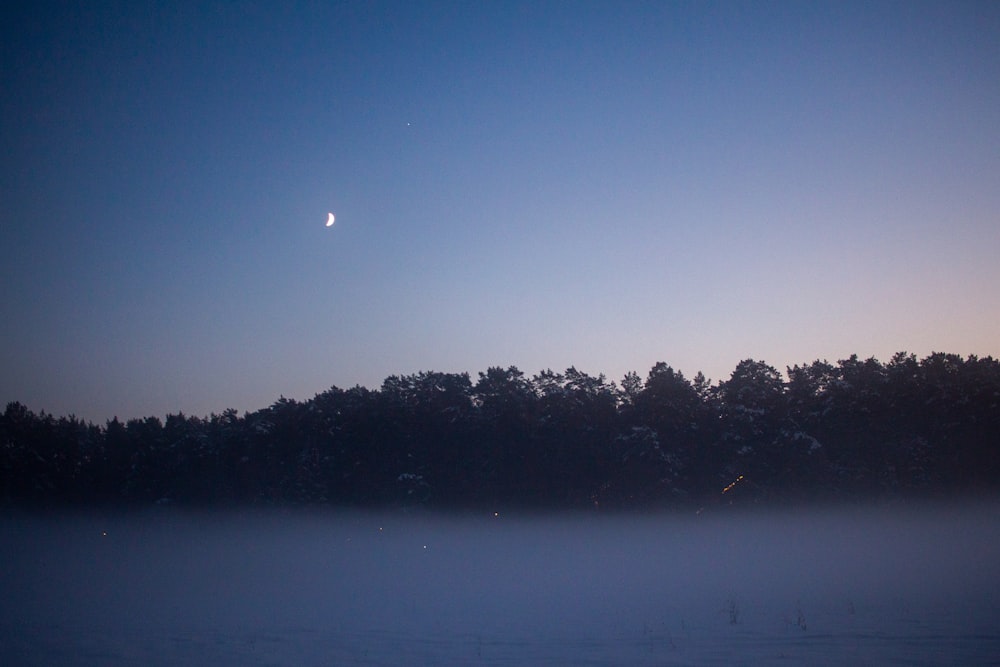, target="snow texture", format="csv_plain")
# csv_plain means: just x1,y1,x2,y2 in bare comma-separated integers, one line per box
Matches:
2,502,998,665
